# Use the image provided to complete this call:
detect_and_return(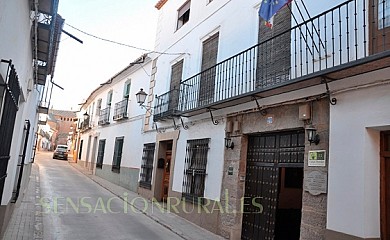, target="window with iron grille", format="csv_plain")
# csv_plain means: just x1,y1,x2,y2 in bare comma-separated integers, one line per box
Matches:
378,0,390,29
139,143,155,189
96,139,106,169
112,137,124,173
182,138,210,204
